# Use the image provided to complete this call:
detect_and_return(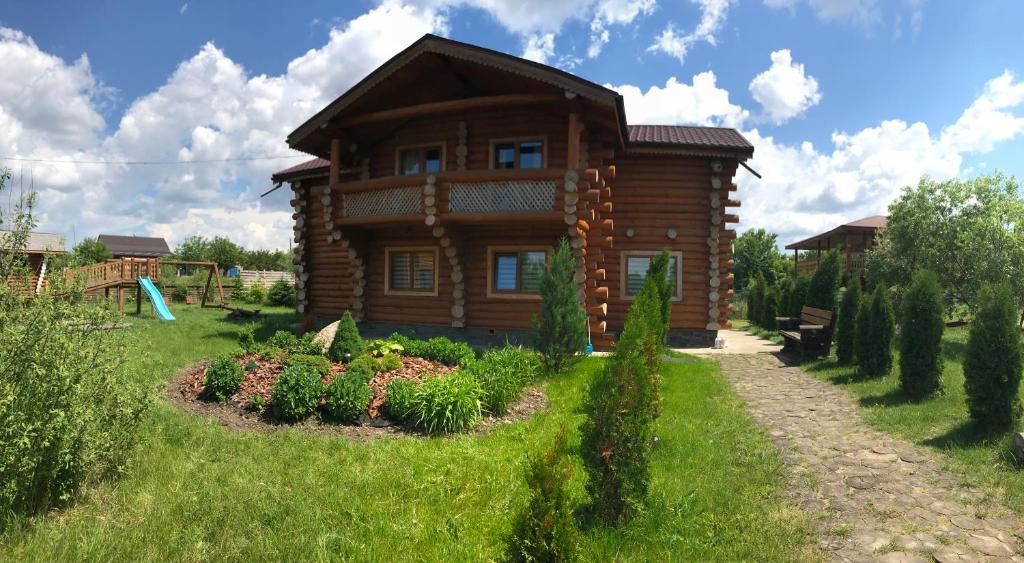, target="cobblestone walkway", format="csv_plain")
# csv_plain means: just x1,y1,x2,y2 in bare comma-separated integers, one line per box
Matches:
716,354,1023,563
